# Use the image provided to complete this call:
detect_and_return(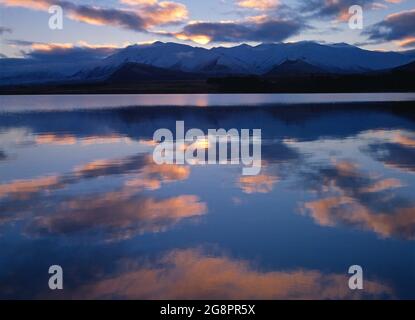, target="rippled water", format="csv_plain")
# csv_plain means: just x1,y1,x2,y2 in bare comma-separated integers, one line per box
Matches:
0,95,414,299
